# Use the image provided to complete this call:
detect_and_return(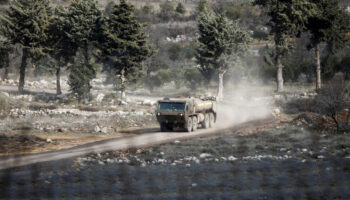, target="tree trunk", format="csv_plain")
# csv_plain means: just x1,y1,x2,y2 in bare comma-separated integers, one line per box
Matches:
83,42,89,65
2,55,9,80
18,49,28,94
276,55,284,92
315,43,321,90
217,72,224,100
56,66,62,95
121,67,126,100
